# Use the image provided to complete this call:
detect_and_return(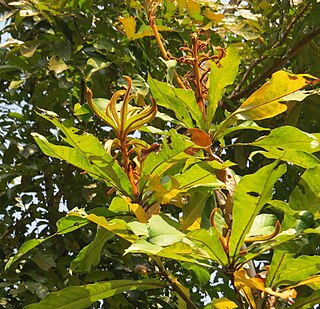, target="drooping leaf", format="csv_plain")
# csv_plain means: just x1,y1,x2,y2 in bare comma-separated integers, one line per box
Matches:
70,227,113,273
214,71,317,140
32,110,134,197
24,279,167,309
206,45,240,129
68,209,137,243
229,162,286,259
289,165,320,211
148,76,205,129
